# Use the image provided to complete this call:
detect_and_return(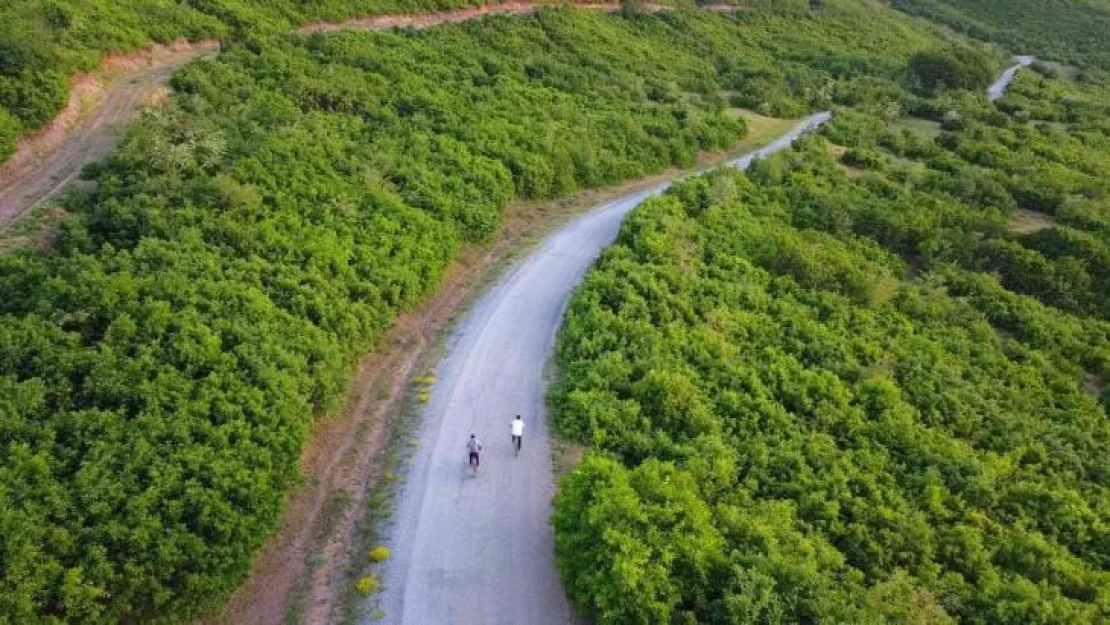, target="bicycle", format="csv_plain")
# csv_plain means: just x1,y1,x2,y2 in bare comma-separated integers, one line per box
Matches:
512,435,522,457
466,435,482,477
